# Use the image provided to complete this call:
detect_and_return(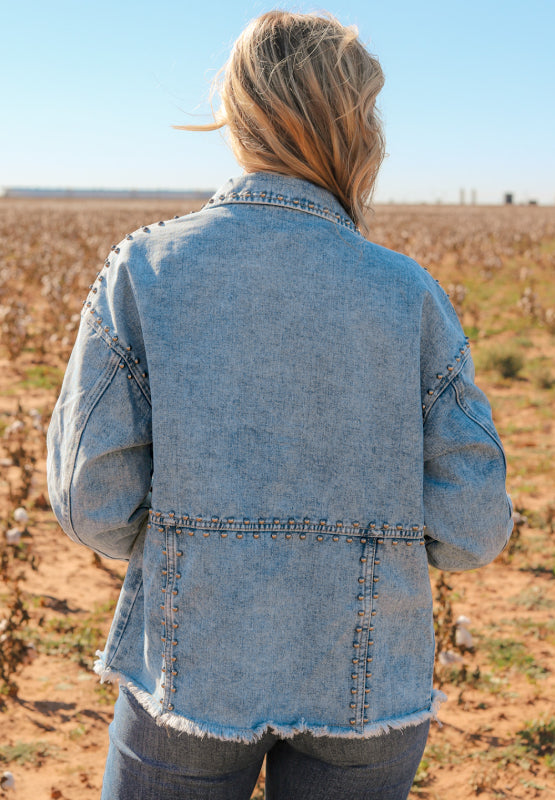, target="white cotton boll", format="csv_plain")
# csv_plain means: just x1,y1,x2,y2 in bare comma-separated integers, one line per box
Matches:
5,528,22,545
1,771,15,790
13,507,29,525
456,615,471,626
3,420,24,437
438,650,463,665
455,625,474,649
